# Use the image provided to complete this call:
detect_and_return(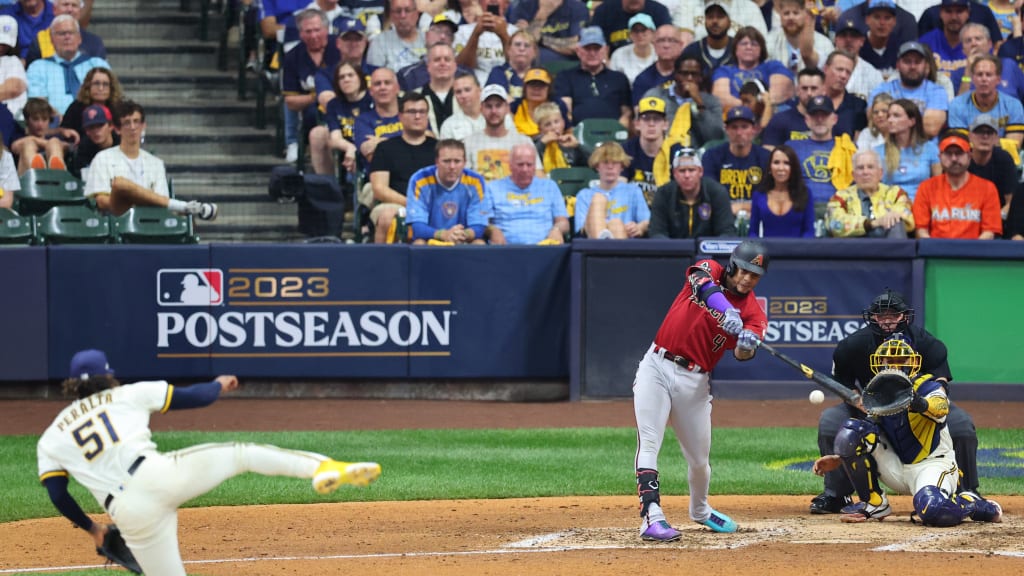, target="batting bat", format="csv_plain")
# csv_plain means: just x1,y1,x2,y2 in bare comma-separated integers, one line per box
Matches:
752,337,862,406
